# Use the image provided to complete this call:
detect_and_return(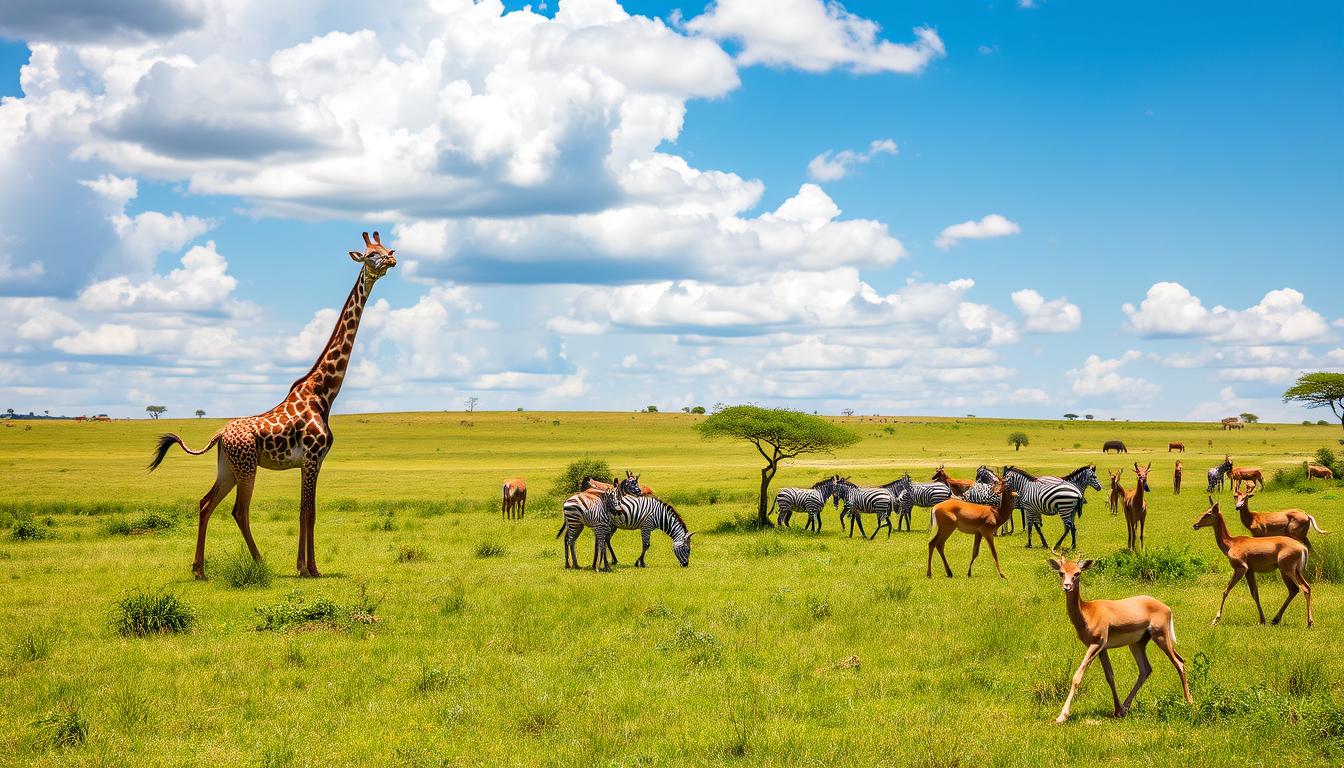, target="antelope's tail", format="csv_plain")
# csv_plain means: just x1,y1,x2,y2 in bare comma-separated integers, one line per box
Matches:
1307,515,1330,535
148,432,220,471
